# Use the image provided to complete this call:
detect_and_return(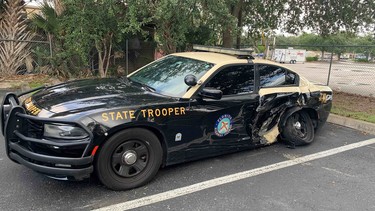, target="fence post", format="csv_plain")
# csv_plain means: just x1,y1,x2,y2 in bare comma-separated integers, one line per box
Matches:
126,39,129,76
327,49,333,86
48,34,53,57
